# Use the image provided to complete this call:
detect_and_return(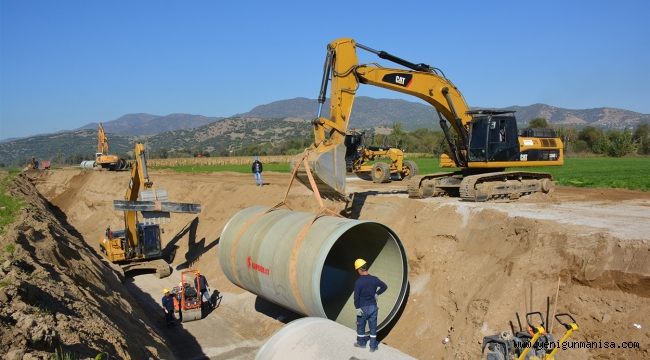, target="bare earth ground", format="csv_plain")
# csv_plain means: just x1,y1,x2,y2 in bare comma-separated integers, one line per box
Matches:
33,168,650,359
1,174,174,360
